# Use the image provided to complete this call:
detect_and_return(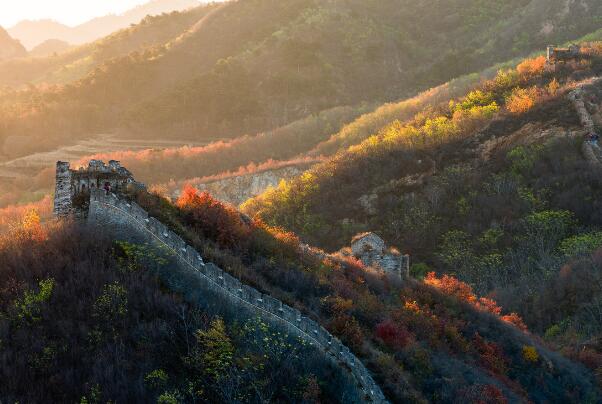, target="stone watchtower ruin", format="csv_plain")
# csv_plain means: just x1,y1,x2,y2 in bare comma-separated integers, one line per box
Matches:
53,160,140,217
350,232,410,279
